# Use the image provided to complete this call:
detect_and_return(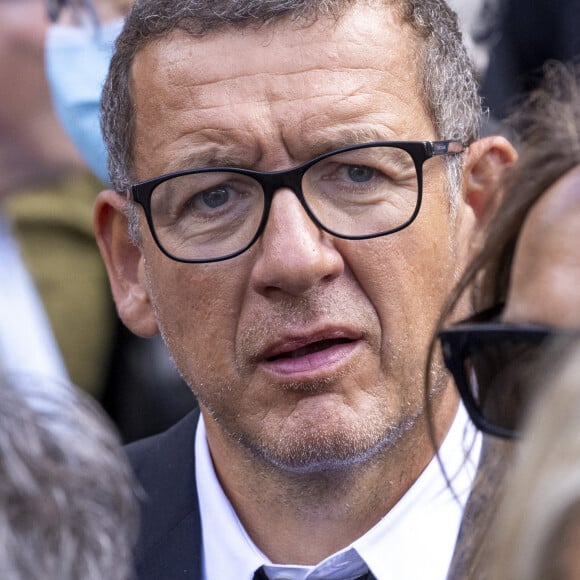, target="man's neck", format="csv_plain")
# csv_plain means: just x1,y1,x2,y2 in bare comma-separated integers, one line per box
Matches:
203,402,456,565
